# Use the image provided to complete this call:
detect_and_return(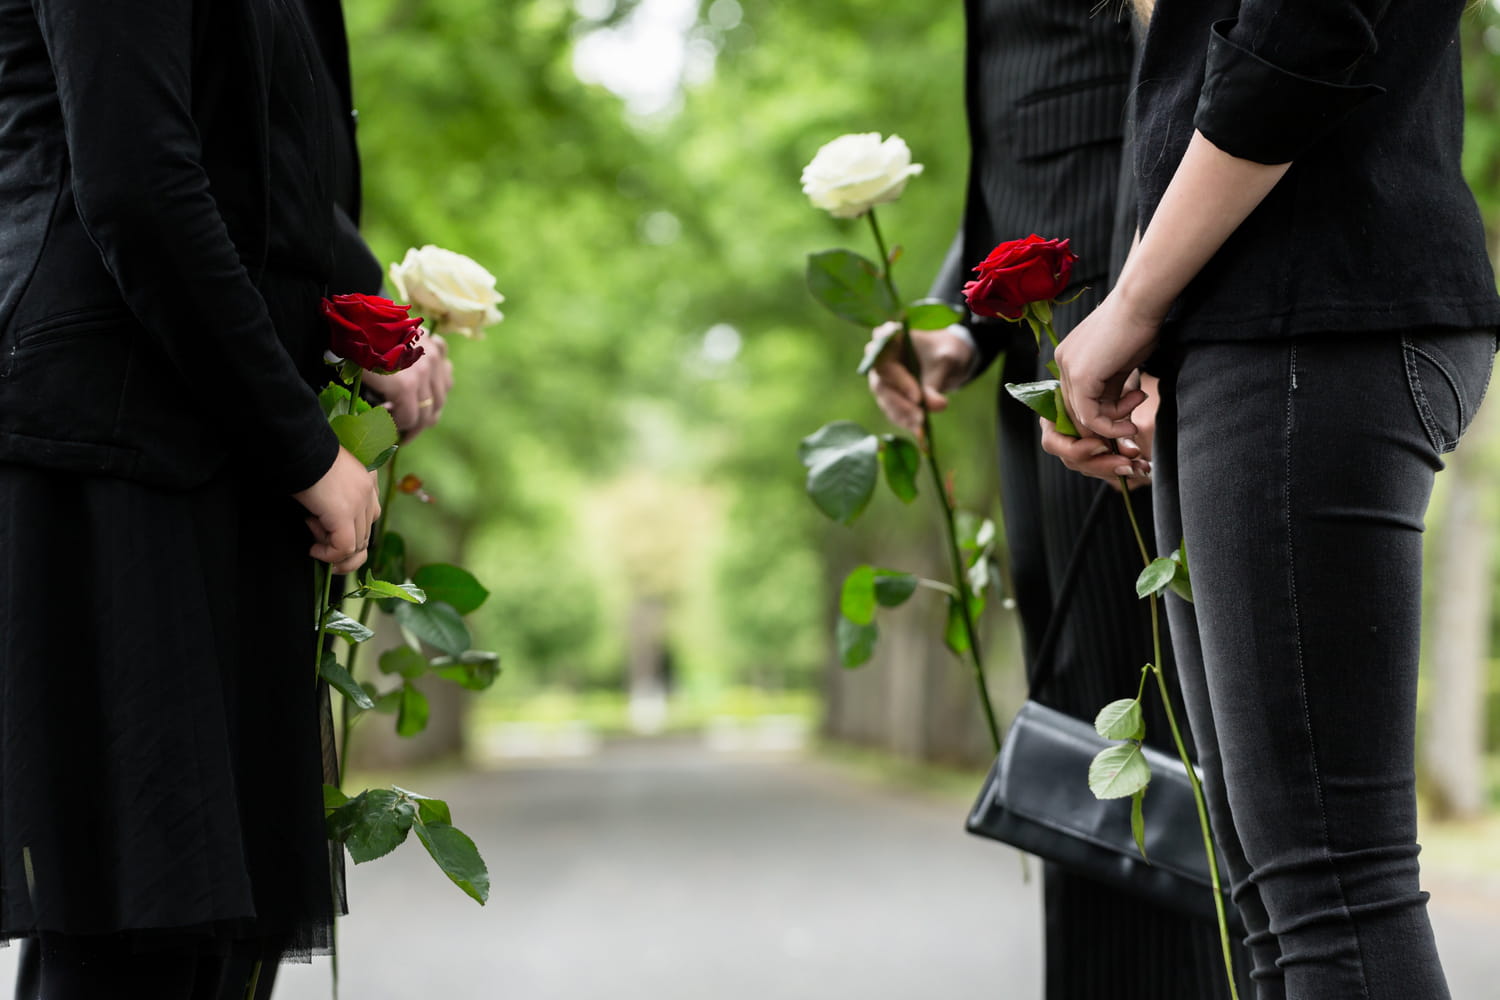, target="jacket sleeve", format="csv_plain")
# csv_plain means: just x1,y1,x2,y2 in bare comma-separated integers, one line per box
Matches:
30,0,339,494
927,228,997,385
1193,1,1394,164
